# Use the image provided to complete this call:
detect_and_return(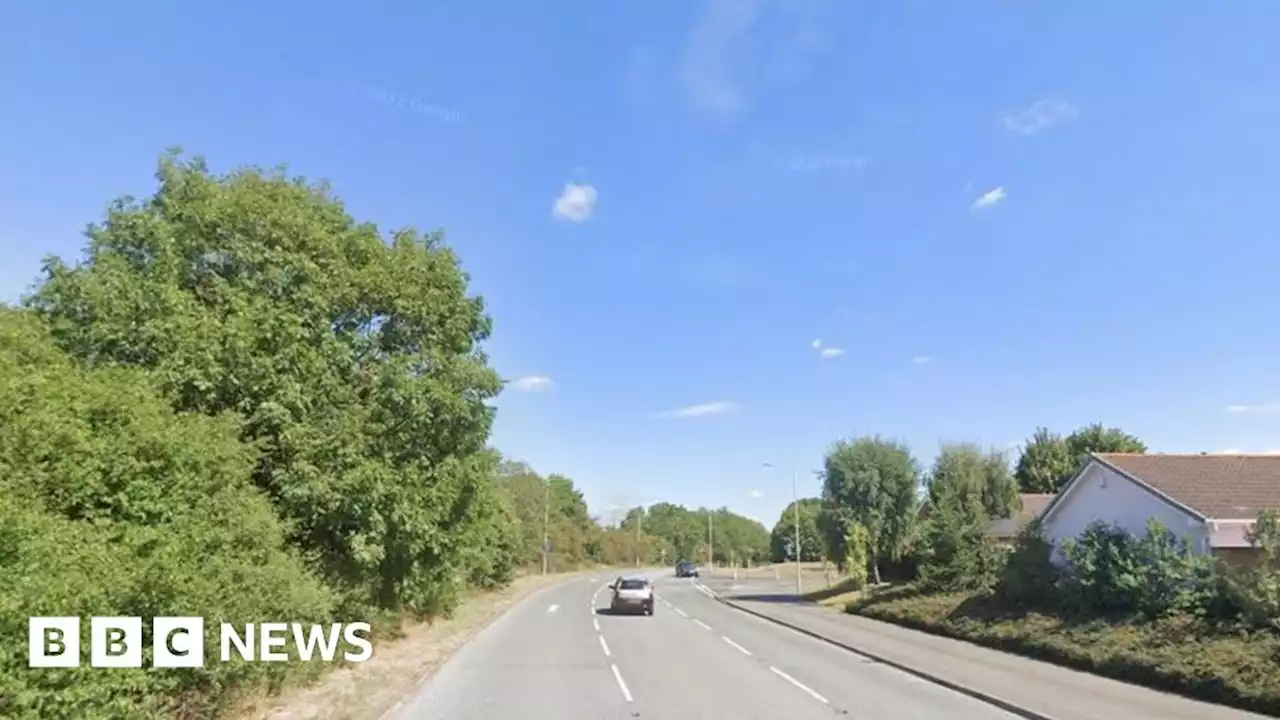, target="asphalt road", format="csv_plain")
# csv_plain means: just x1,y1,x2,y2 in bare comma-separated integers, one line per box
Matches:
395,570,1023,720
